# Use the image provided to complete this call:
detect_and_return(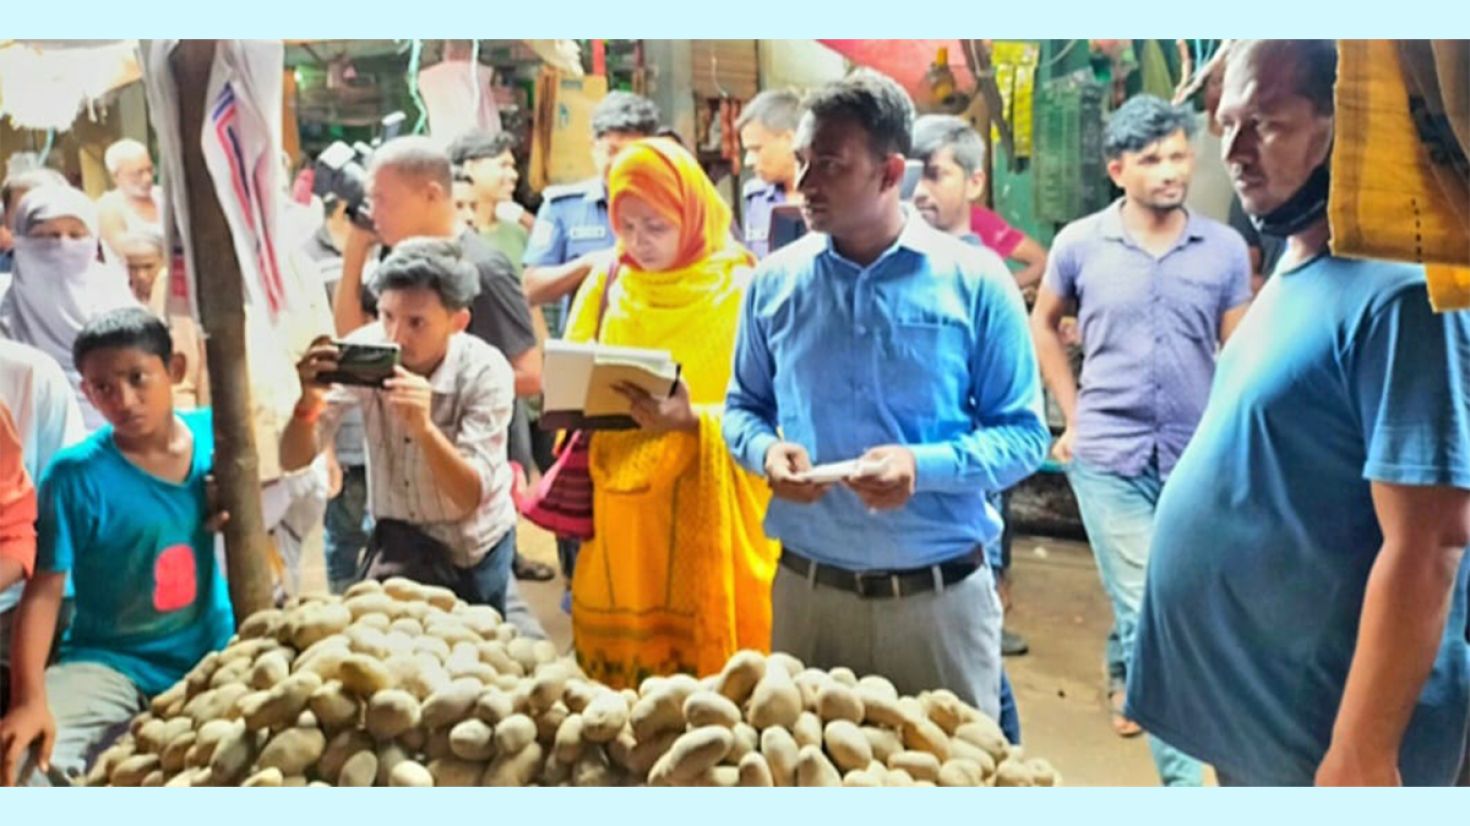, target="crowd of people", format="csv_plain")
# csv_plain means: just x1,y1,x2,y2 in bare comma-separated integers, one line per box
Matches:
0,38,1466,788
